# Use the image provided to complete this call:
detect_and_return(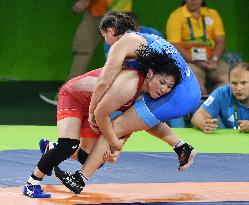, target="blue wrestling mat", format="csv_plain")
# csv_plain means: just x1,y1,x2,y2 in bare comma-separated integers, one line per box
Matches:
0,150,249,187
1,127,249,204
